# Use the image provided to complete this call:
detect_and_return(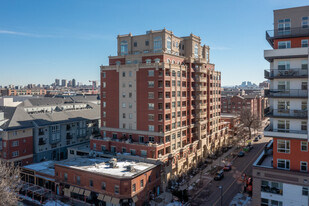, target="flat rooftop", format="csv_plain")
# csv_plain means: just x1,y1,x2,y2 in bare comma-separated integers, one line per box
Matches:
23,160,55,176
55,157,156,178
253,140,273,168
